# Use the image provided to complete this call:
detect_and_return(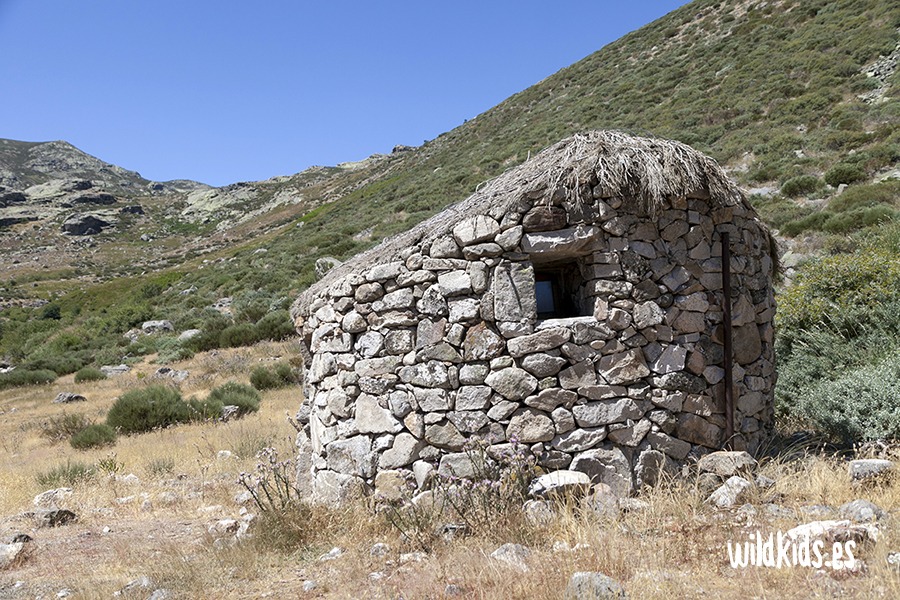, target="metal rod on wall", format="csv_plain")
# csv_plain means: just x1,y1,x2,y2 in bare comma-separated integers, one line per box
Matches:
721,230,734,448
